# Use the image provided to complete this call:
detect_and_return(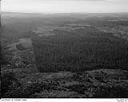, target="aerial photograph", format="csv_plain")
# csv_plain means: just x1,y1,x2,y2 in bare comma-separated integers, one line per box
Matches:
0,0,128,98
